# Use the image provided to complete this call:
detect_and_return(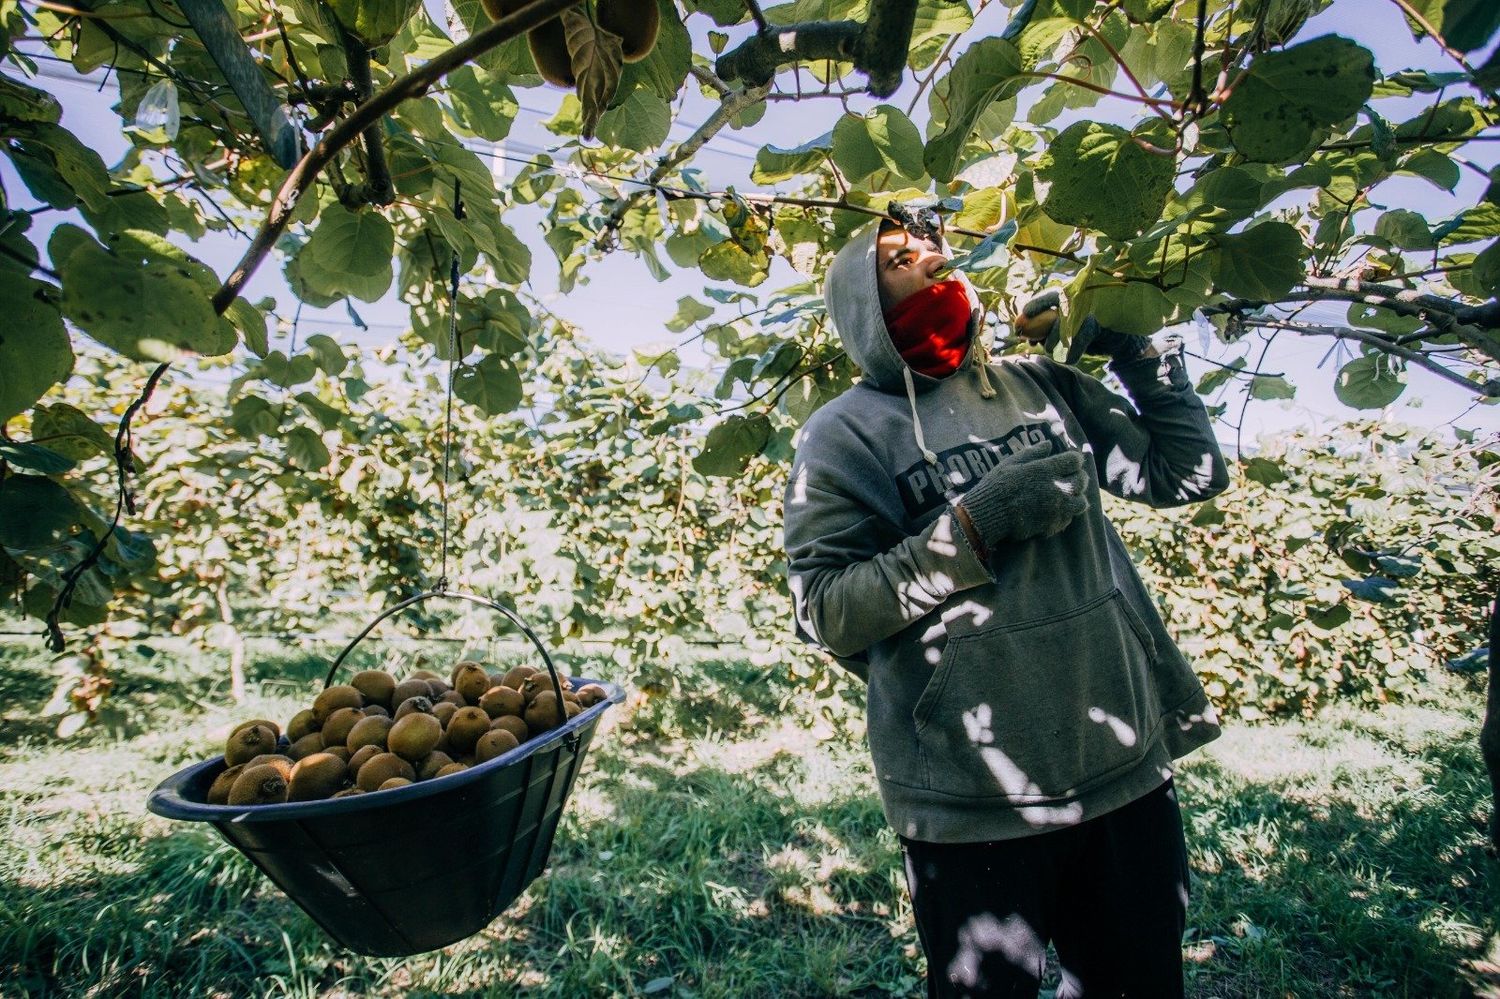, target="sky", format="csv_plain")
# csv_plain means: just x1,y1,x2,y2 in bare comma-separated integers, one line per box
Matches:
9,0,1499,448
